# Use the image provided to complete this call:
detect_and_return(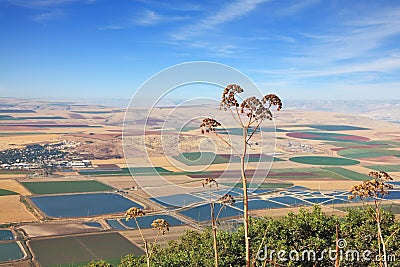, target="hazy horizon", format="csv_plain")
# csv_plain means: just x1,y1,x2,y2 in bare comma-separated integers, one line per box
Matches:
1,0,400,101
